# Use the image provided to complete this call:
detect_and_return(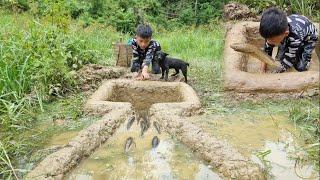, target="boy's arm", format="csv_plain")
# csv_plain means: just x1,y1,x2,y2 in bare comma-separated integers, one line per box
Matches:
295,21,318,71
298,37,318,71
279,37,303,71
142,45,154,68
132,40,140,62
130,40,142,73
